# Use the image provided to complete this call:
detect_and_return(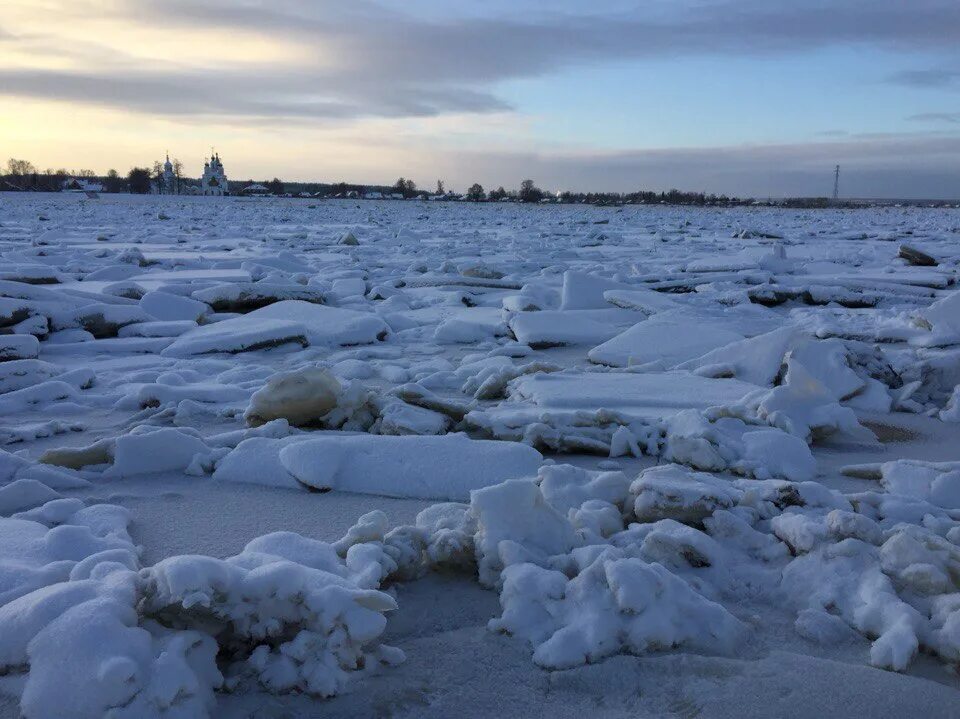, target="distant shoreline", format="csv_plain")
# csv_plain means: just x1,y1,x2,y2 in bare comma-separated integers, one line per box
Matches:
2,190,957,210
